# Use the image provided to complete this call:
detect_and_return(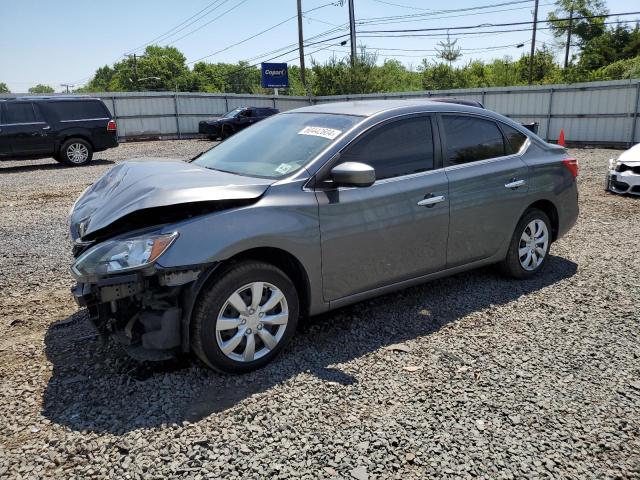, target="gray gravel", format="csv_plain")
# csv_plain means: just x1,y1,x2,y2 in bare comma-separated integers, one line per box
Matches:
1,142,639,479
